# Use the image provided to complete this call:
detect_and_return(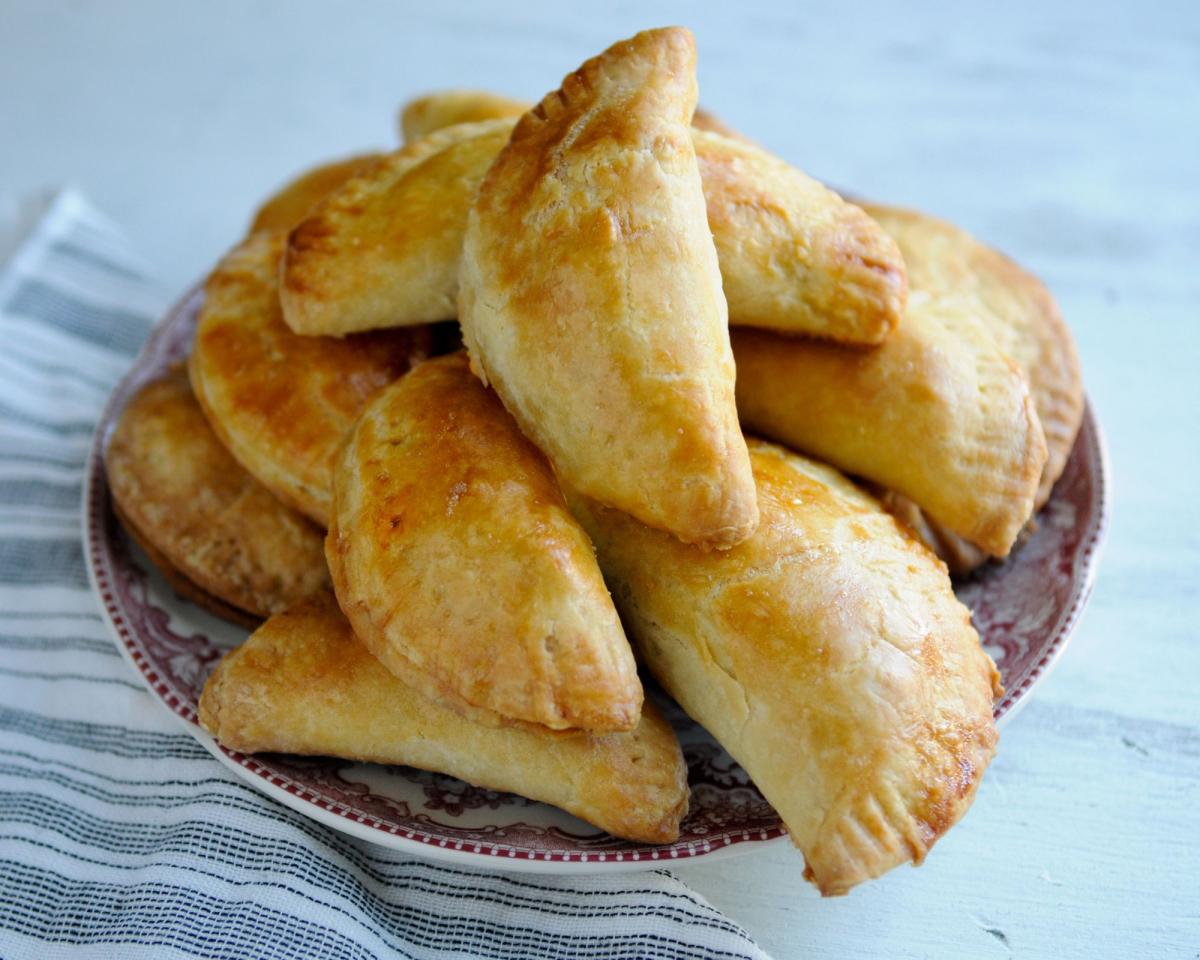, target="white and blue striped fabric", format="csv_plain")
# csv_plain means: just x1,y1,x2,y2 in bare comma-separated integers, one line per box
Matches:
0,191,772,960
